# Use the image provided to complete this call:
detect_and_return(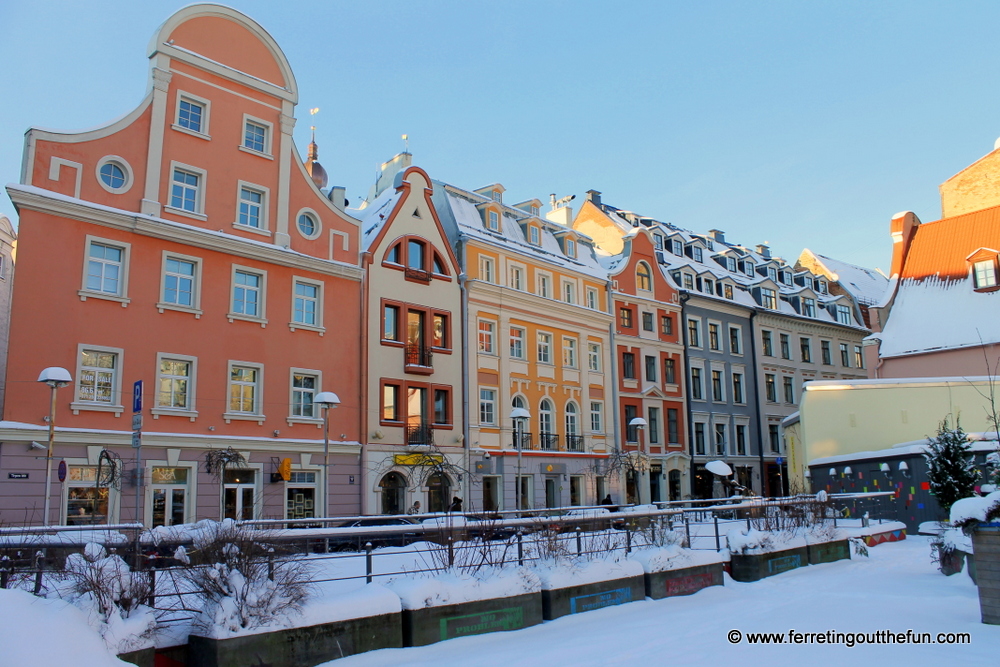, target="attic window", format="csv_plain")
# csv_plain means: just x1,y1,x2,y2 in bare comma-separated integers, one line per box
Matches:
768,267,778,282
672,239,683,255
492,191,502,203
654,234,663,250
974,260,998,289
487,210,500,232
815,279,828,294
692,247,704,262
530,205,539,217
726,257,736,272
565,238,577,258
744,262,755,277
529,226,540,245
724,284,733,300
